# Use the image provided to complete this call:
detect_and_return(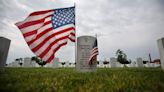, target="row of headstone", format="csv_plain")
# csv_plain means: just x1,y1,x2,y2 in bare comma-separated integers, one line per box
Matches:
96,57,160,68
97,62,160,68
7,57,60,68
6,57,160,68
